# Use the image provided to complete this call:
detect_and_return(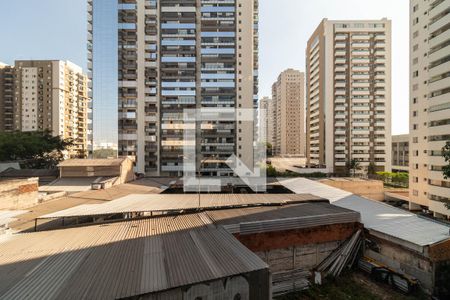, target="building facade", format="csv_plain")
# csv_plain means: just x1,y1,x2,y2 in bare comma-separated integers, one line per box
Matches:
409,0,450,218
0,60,89,158
258,96,269,143
88,0,259,176
392,134,409,172
270,69,305,156
306,19,392,174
